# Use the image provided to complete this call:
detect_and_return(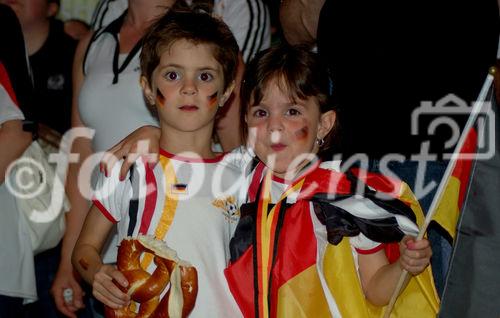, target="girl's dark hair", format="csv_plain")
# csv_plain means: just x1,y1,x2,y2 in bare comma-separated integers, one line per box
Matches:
140,6,239,92
240,43,338,153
